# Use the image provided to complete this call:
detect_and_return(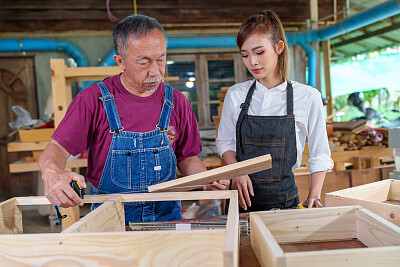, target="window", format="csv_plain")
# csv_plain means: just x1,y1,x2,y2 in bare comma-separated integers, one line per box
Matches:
166,53,247,129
